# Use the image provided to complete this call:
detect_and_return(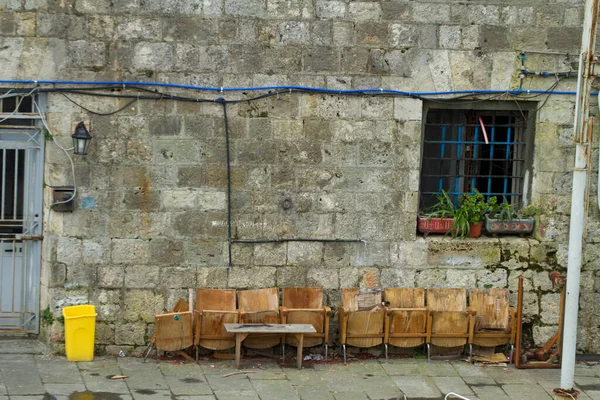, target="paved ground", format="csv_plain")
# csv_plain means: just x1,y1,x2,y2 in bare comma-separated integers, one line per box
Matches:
0,344,599,400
